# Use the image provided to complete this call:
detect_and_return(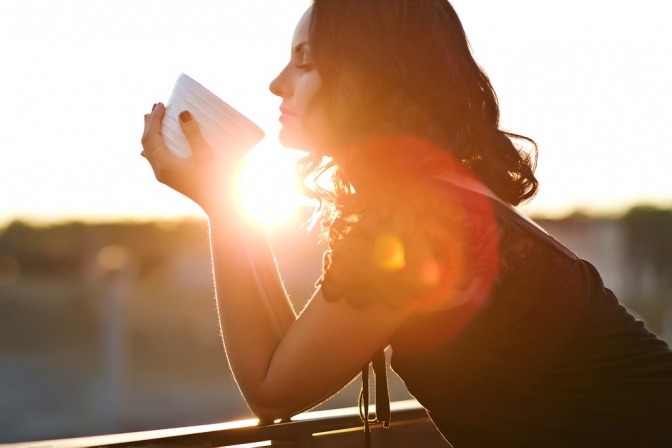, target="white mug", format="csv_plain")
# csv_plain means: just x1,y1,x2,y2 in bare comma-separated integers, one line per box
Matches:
161,73,265,158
